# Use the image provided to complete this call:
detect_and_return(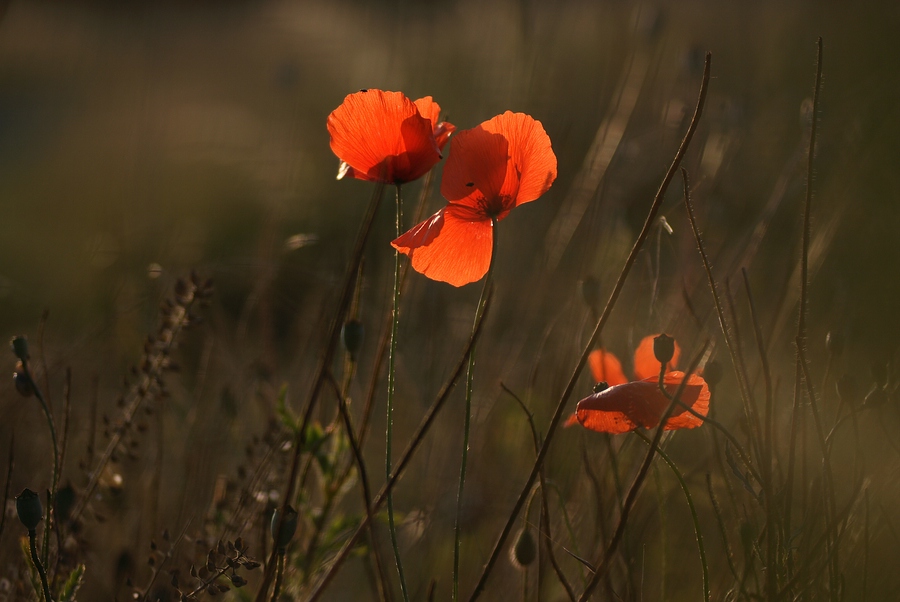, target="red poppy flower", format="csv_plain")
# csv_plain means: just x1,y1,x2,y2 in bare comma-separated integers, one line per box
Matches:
588,348,628,387
575,371,710,434
391,111,557,287
564,348,629,427
633,334,681,380
327,89,455,184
